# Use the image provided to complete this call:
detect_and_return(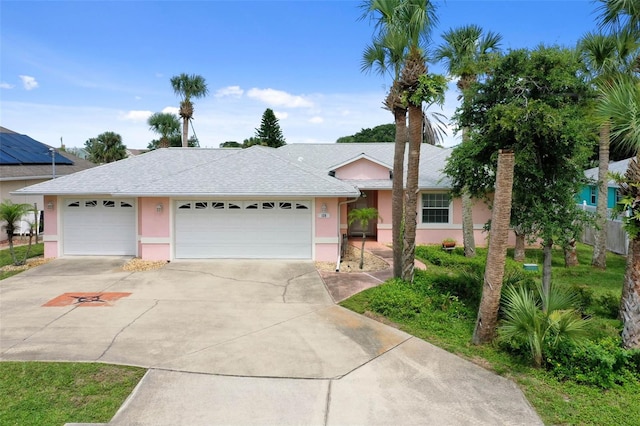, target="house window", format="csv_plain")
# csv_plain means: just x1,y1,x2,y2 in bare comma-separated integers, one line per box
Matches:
262,202,275,209
590,187,597,204
195,202,208,209
103,200,115,208
120,201,133,208
421,193,450,223
85,200,98,208
211,202,225,209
